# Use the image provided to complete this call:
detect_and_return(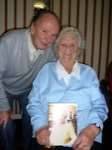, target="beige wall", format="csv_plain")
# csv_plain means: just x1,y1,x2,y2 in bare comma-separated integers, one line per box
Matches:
0,0,112,79
50,0,112,79
0,0,33,33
